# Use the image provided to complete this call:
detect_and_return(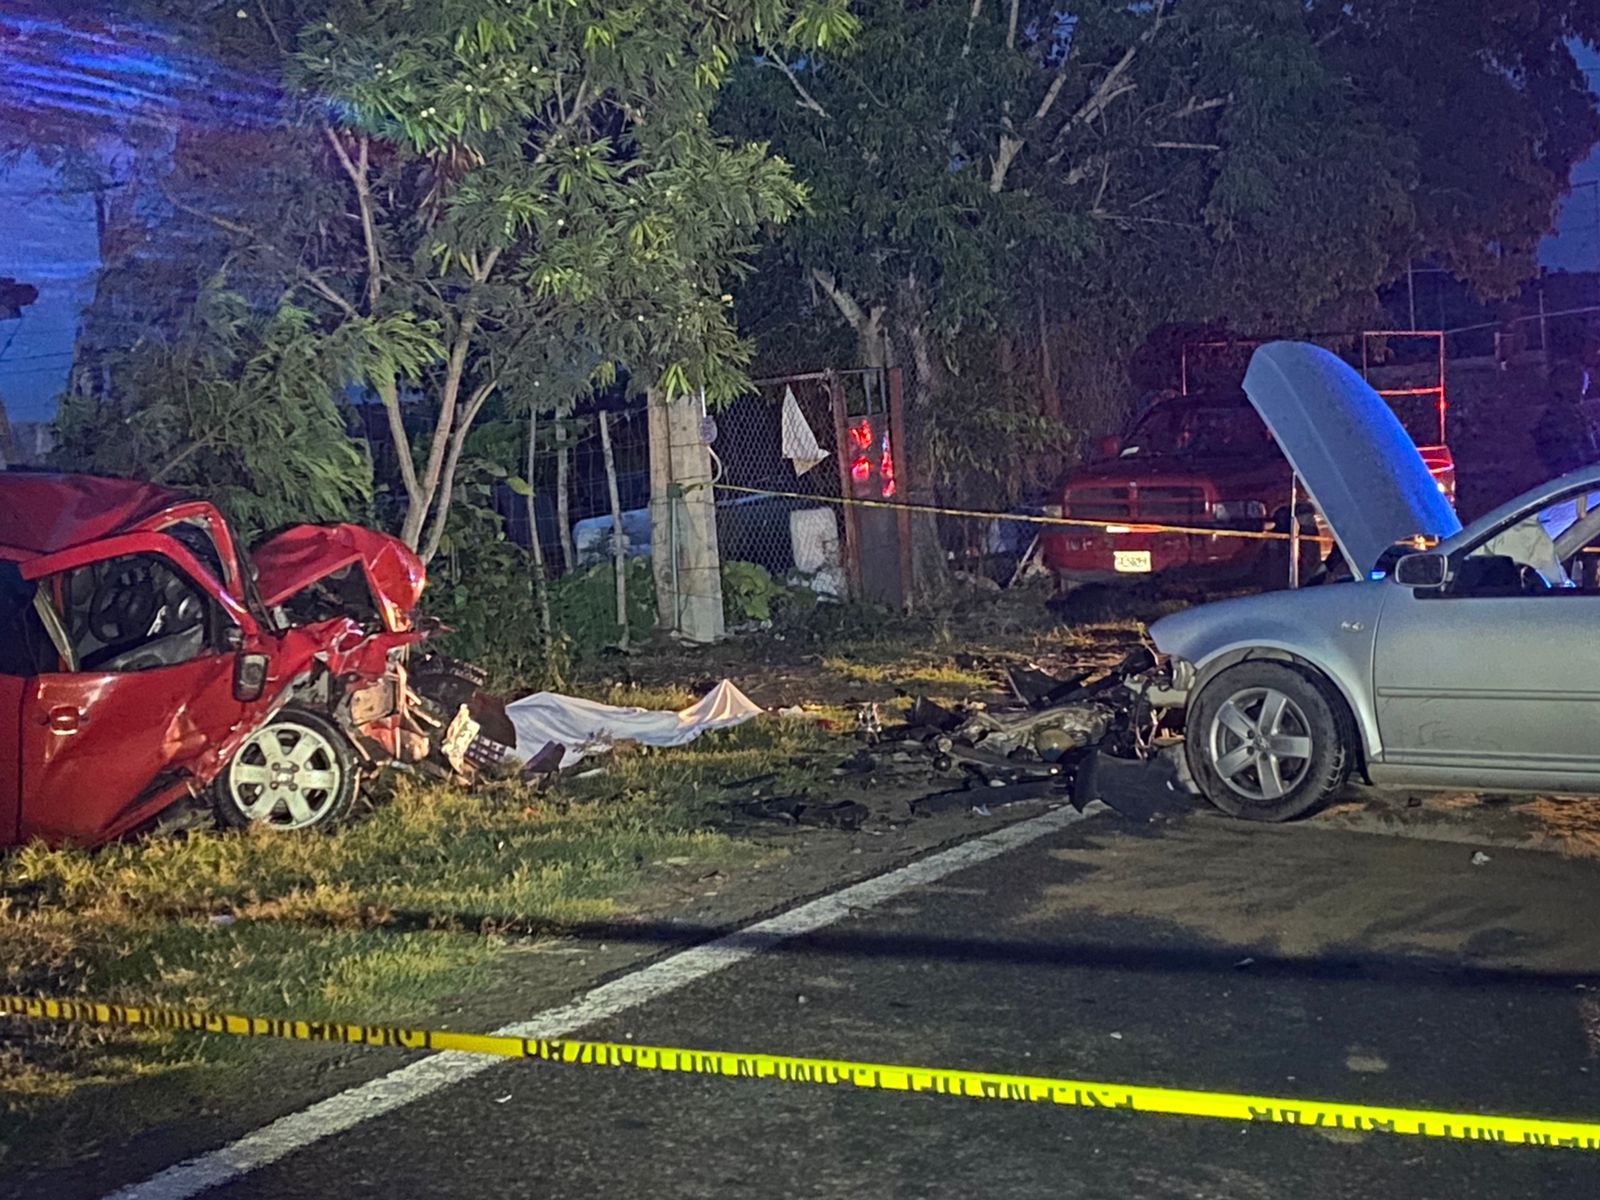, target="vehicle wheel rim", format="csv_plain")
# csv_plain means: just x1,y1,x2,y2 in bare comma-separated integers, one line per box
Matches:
1207,687,1314,803
227,722,342,829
